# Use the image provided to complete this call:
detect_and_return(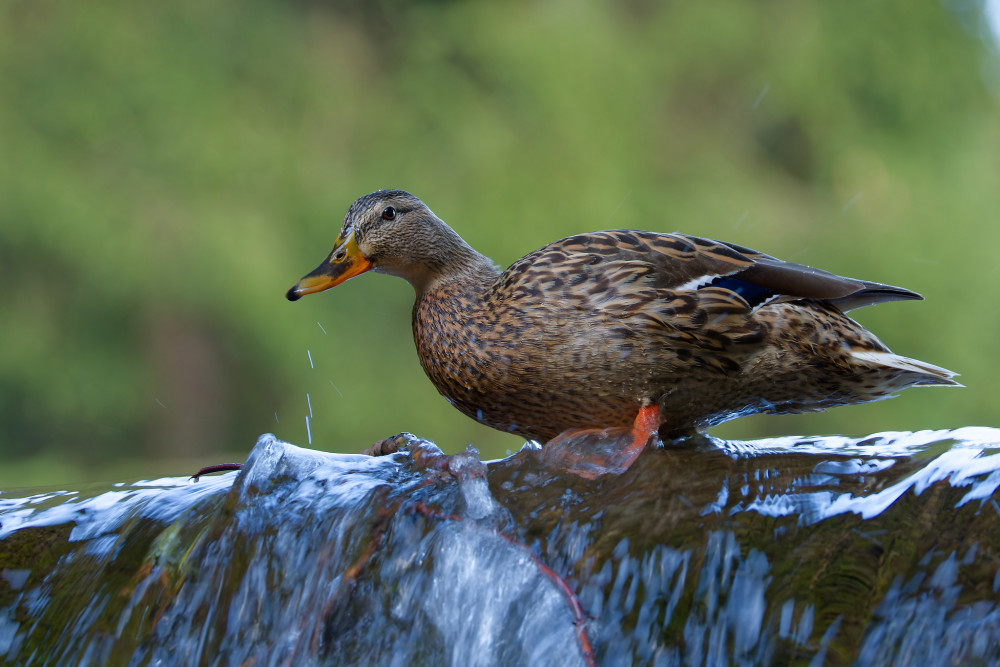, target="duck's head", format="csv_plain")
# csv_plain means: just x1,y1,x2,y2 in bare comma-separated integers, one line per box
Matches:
286,189,483,300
